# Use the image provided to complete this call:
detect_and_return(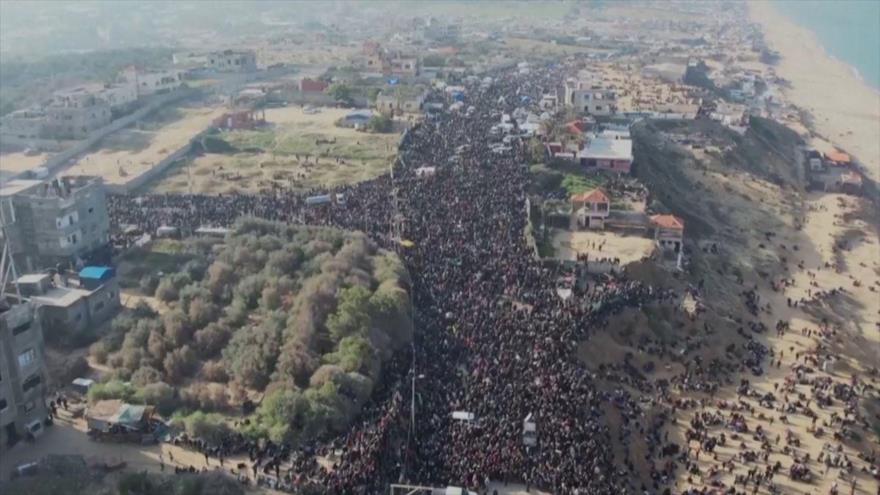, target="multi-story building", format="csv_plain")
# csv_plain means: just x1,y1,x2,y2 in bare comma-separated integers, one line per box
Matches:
564,79,618,117
0,109,48,141
0,300,48,451
206,50,258,72
117,66,185,98
0,176,110,272
43,88,111,140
